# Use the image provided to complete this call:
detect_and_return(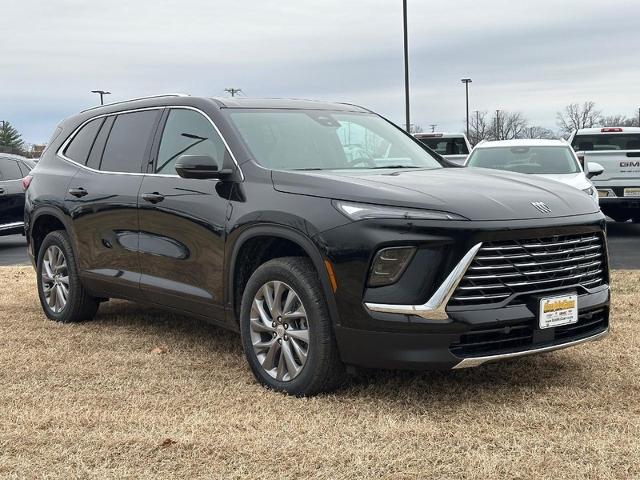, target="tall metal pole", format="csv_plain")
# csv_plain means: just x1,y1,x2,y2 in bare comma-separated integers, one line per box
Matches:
495,109,501,140
91,90,111,105
461,79,472,138
403,0,410,132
